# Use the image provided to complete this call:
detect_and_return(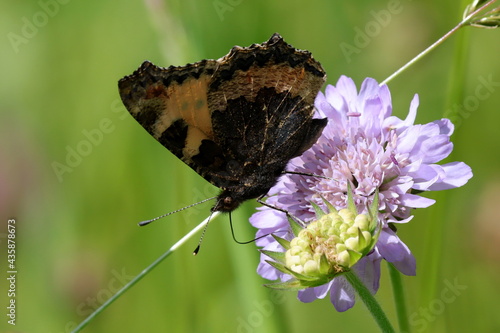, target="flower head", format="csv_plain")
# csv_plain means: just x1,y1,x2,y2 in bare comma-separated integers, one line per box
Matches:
262,187,381,290
250,76,473,311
